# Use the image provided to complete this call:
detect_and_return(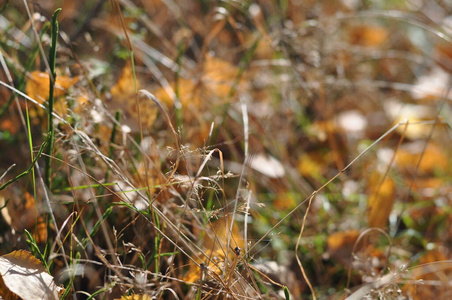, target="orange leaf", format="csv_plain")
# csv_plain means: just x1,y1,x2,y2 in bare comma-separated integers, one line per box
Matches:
152,78,200,108
404,249,451,299
25,71,78,117
110,63,137,101
367,173,395,228
109,64,157,131
349,25,388,47
327,230,361,266
273,192,297,211
0,119,19,135
183,217,244,283
396,143,448,175
0,250,61,300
